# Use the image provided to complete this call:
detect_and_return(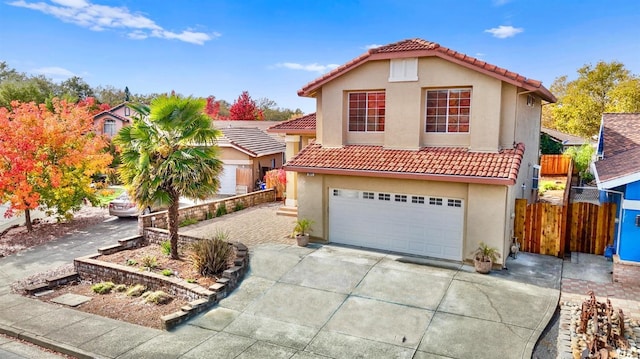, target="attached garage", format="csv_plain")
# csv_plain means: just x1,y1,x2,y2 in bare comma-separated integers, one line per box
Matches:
219,165,238,195
328,188,464,261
